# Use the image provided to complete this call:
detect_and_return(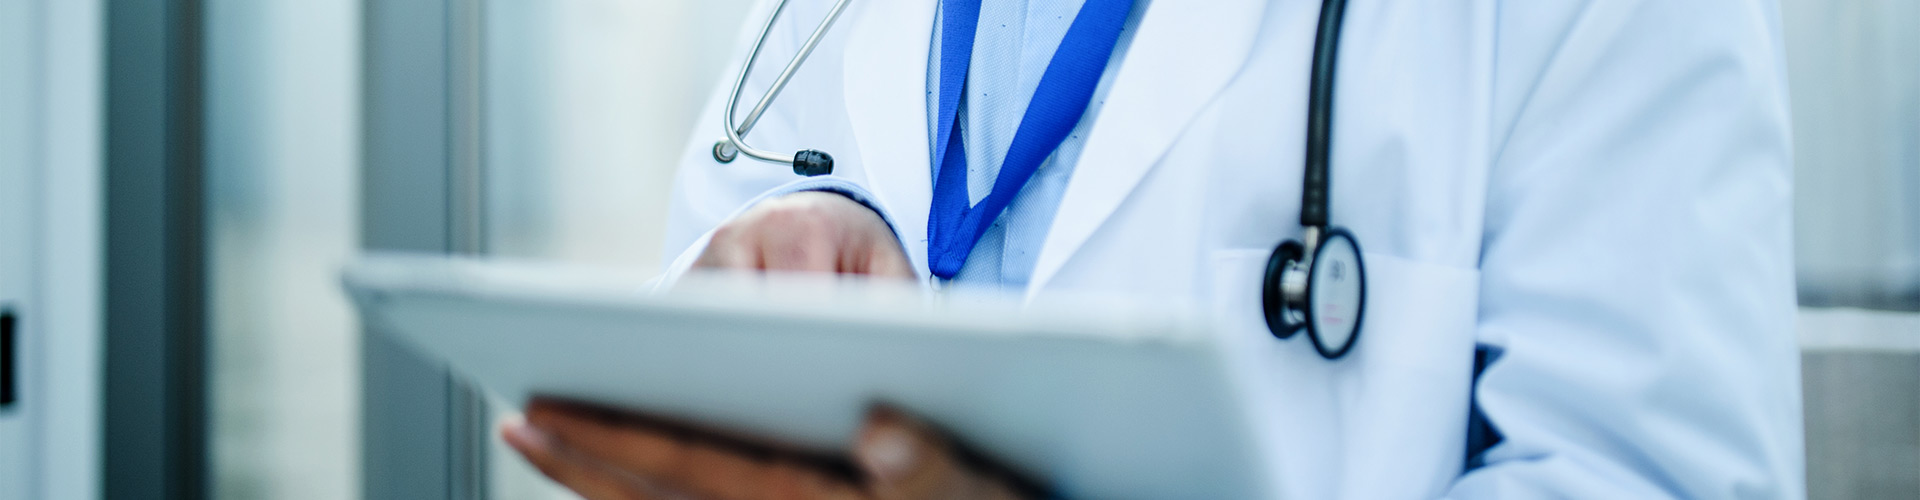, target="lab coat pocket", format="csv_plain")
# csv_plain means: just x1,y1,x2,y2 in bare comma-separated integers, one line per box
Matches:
1210,248,1480,500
